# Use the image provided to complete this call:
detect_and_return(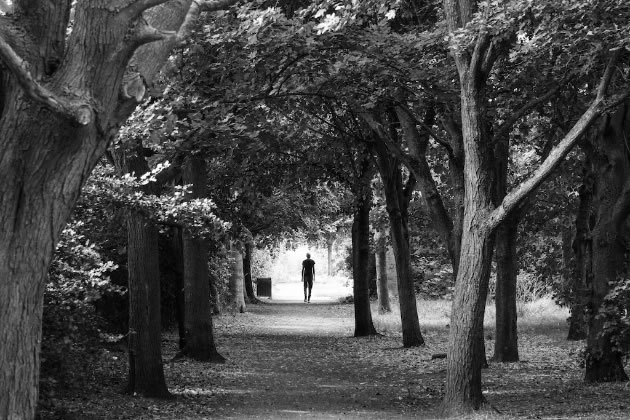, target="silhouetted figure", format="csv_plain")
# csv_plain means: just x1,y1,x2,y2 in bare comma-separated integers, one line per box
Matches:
302,253,315,302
